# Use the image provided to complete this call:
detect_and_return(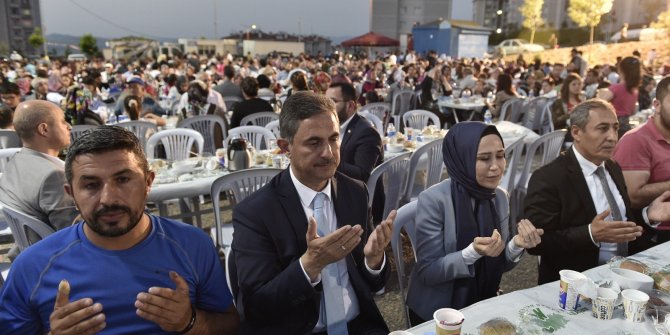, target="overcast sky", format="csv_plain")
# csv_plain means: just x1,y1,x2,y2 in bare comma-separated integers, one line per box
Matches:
42,0,473,39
